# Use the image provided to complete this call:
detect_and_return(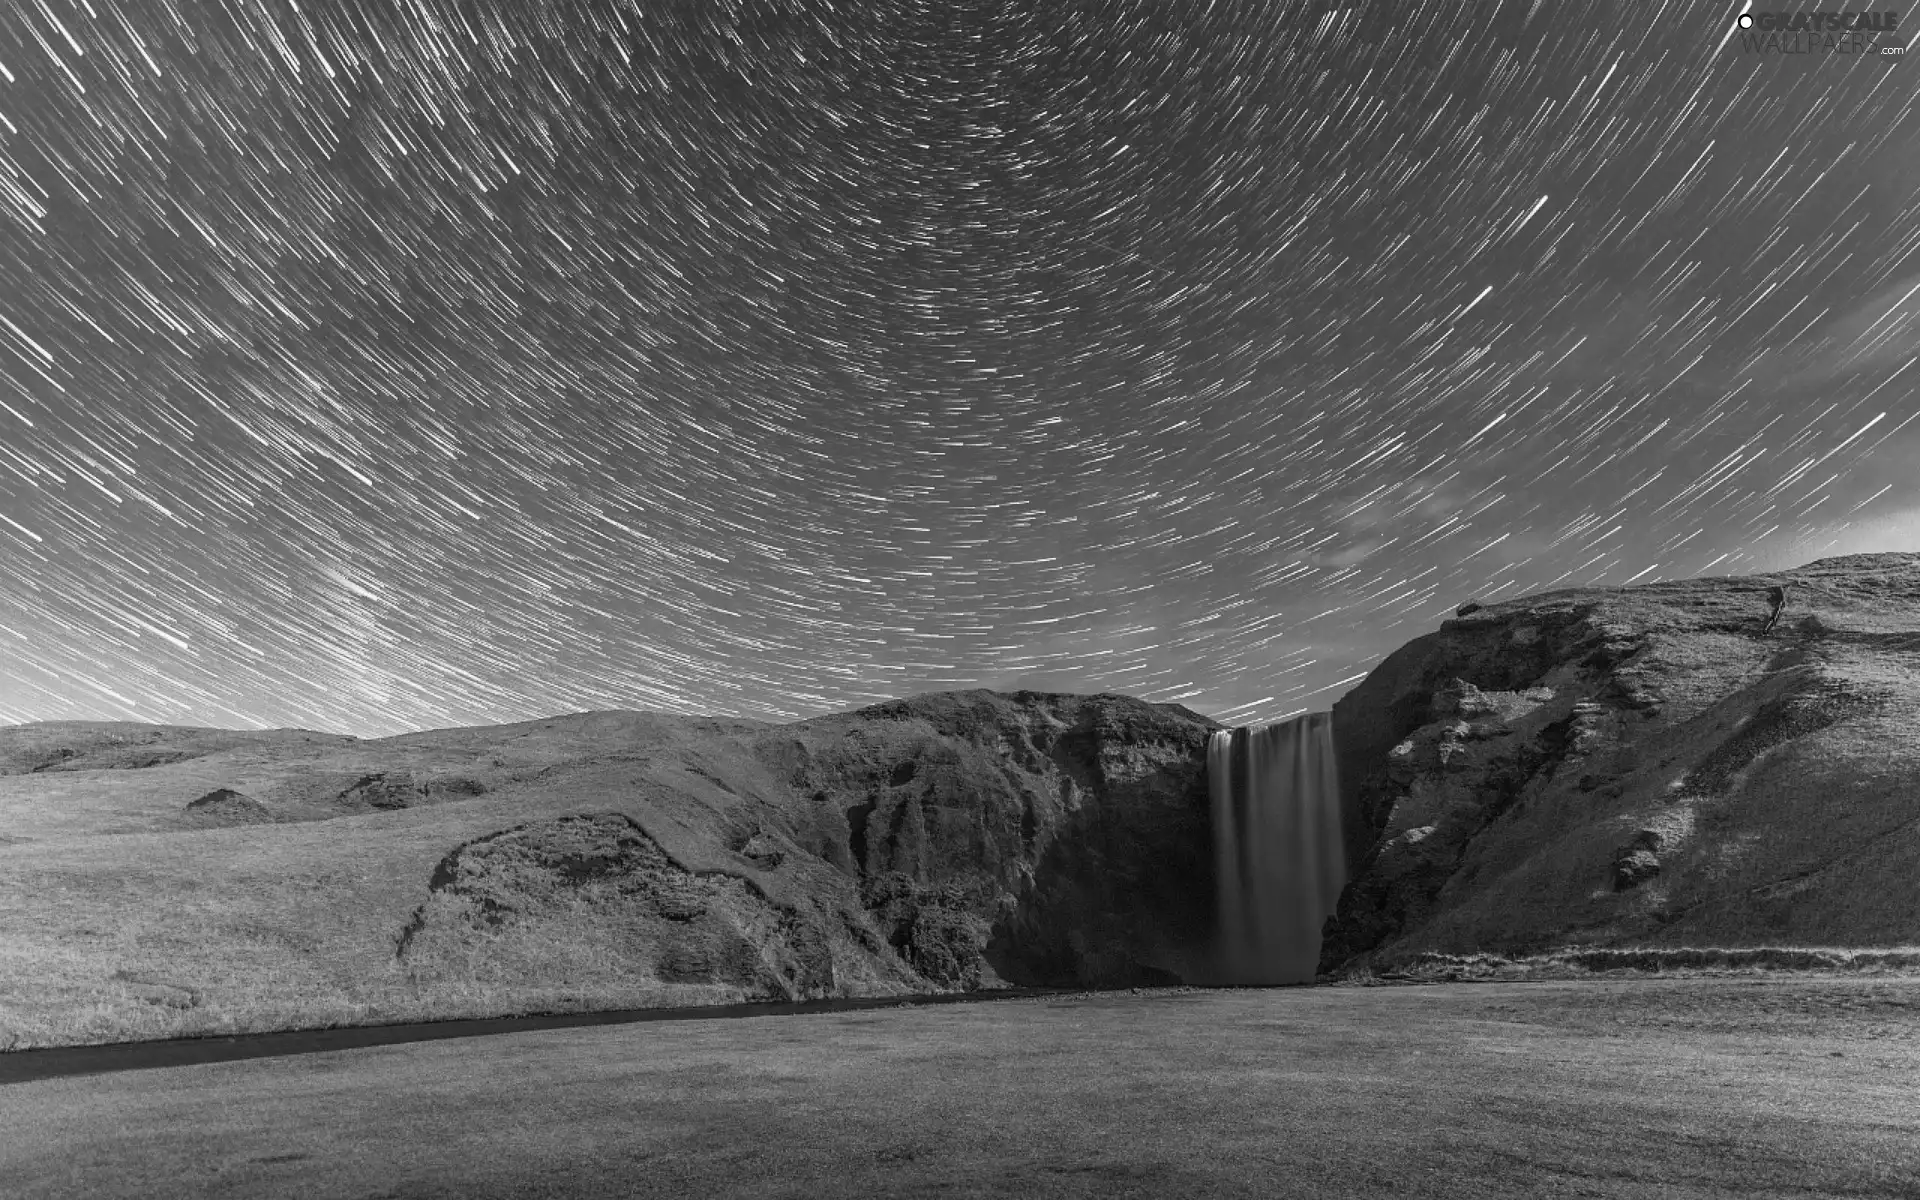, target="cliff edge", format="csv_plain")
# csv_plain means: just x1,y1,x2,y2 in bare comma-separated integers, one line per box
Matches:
1323,552,1920,971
